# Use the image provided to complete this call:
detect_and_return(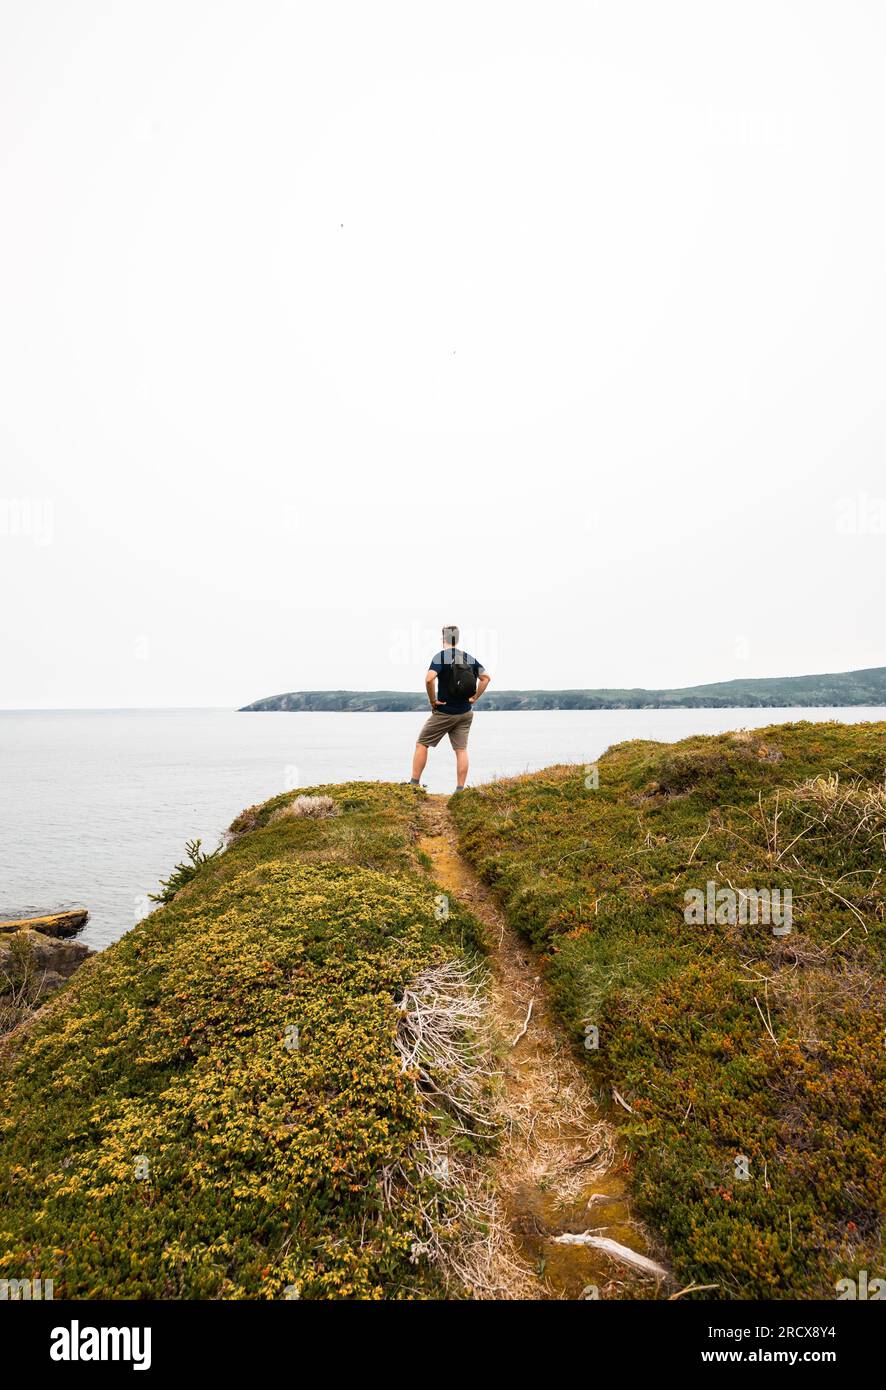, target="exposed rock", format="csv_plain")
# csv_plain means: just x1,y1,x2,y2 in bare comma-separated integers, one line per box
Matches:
0,908,89,938
0,929,94,1015
37,970,68,994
